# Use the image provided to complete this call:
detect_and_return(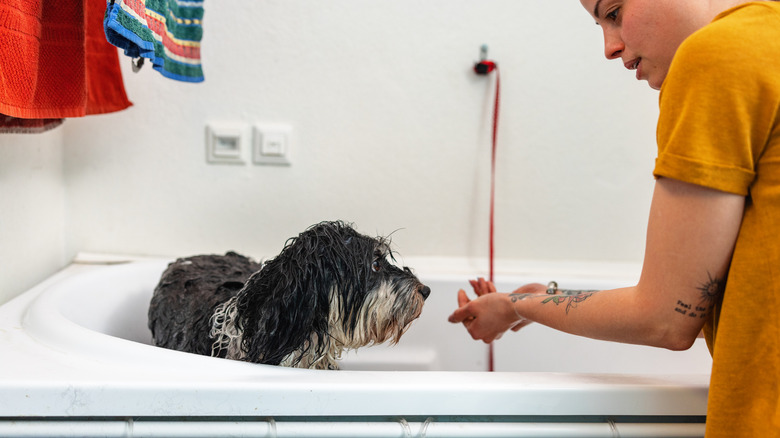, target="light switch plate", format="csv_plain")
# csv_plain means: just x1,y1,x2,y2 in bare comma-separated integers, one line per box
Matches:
253,124,292,166
205,122,248,165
